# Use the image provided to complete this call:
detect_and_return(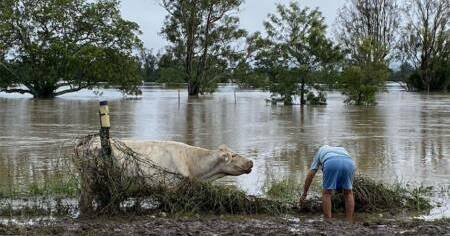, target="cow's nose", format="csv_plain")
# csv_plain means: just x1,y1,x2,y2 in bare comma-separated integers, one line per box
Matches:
247,160,253,169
